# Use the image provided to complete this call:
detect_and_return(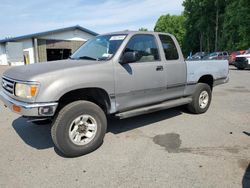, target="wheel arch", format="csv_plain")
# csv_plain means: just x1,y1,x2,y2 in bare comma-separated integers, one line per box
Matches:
57,87,113,115
197,75,214,90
